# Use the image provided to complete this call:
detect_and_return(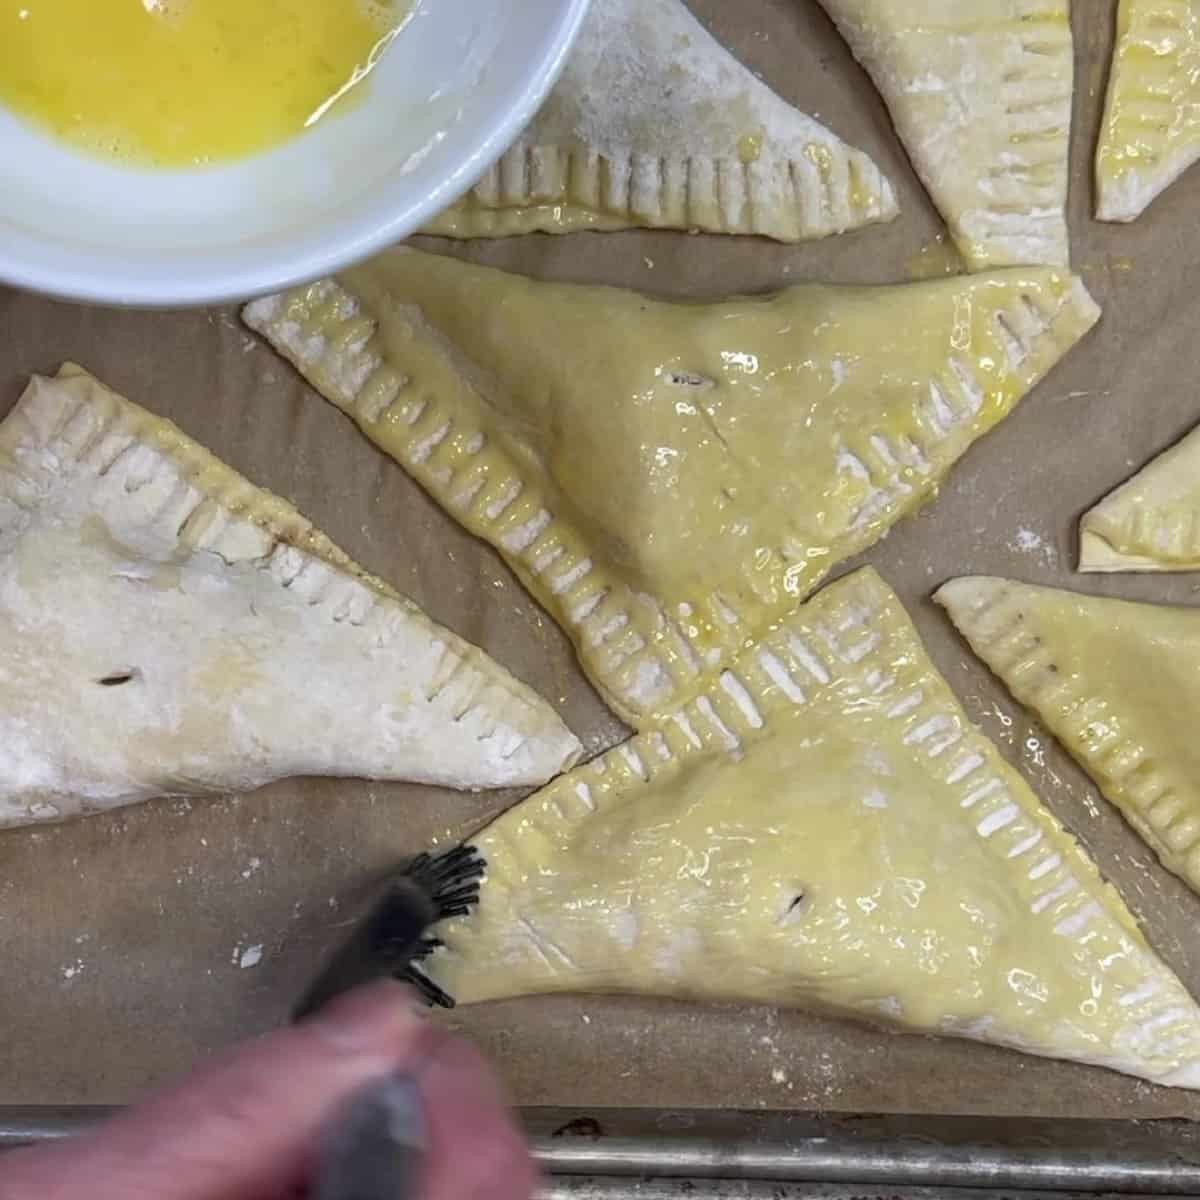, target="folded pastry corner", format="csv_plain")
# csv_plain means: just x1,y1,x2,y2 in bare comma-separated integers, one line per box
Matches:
937,576,1200,897
1080,423,1200,572
246,250,1099,729
1096,0,1200,222
422,0,897,242
424,567,1200,1090
0,365,580,827
819,0,1073,269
